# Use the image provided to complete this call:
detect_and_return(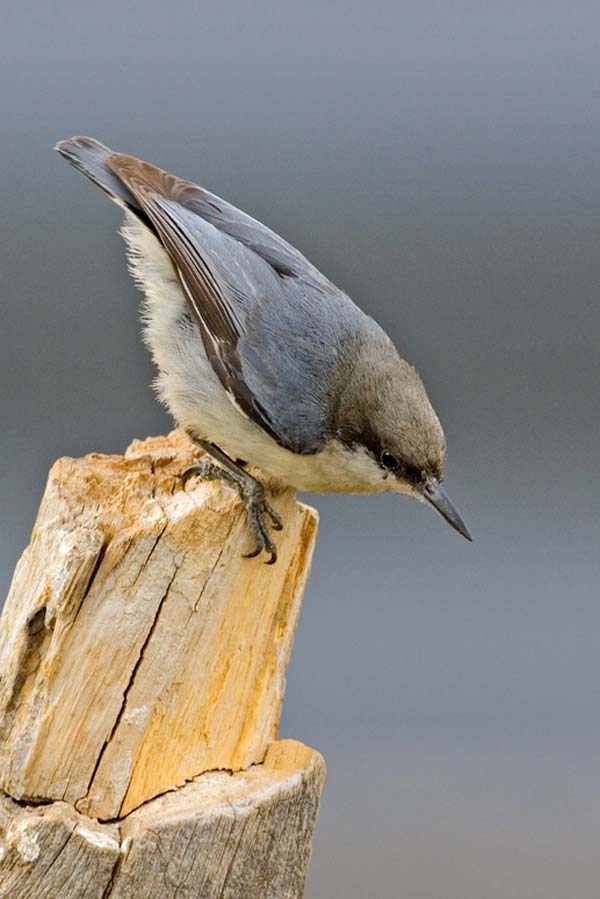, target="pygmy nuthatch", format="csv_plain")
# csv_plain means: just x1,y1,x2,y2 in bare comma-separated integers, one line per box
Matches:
56,136,471,562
